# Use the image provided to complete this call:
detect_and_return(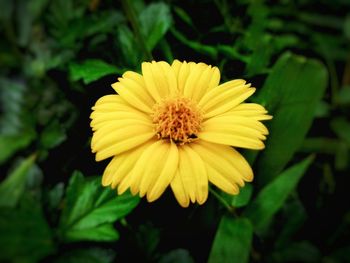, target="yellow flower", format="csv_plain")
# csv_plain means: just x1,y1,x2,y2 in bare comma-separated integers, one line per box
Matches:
90,60,272,207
